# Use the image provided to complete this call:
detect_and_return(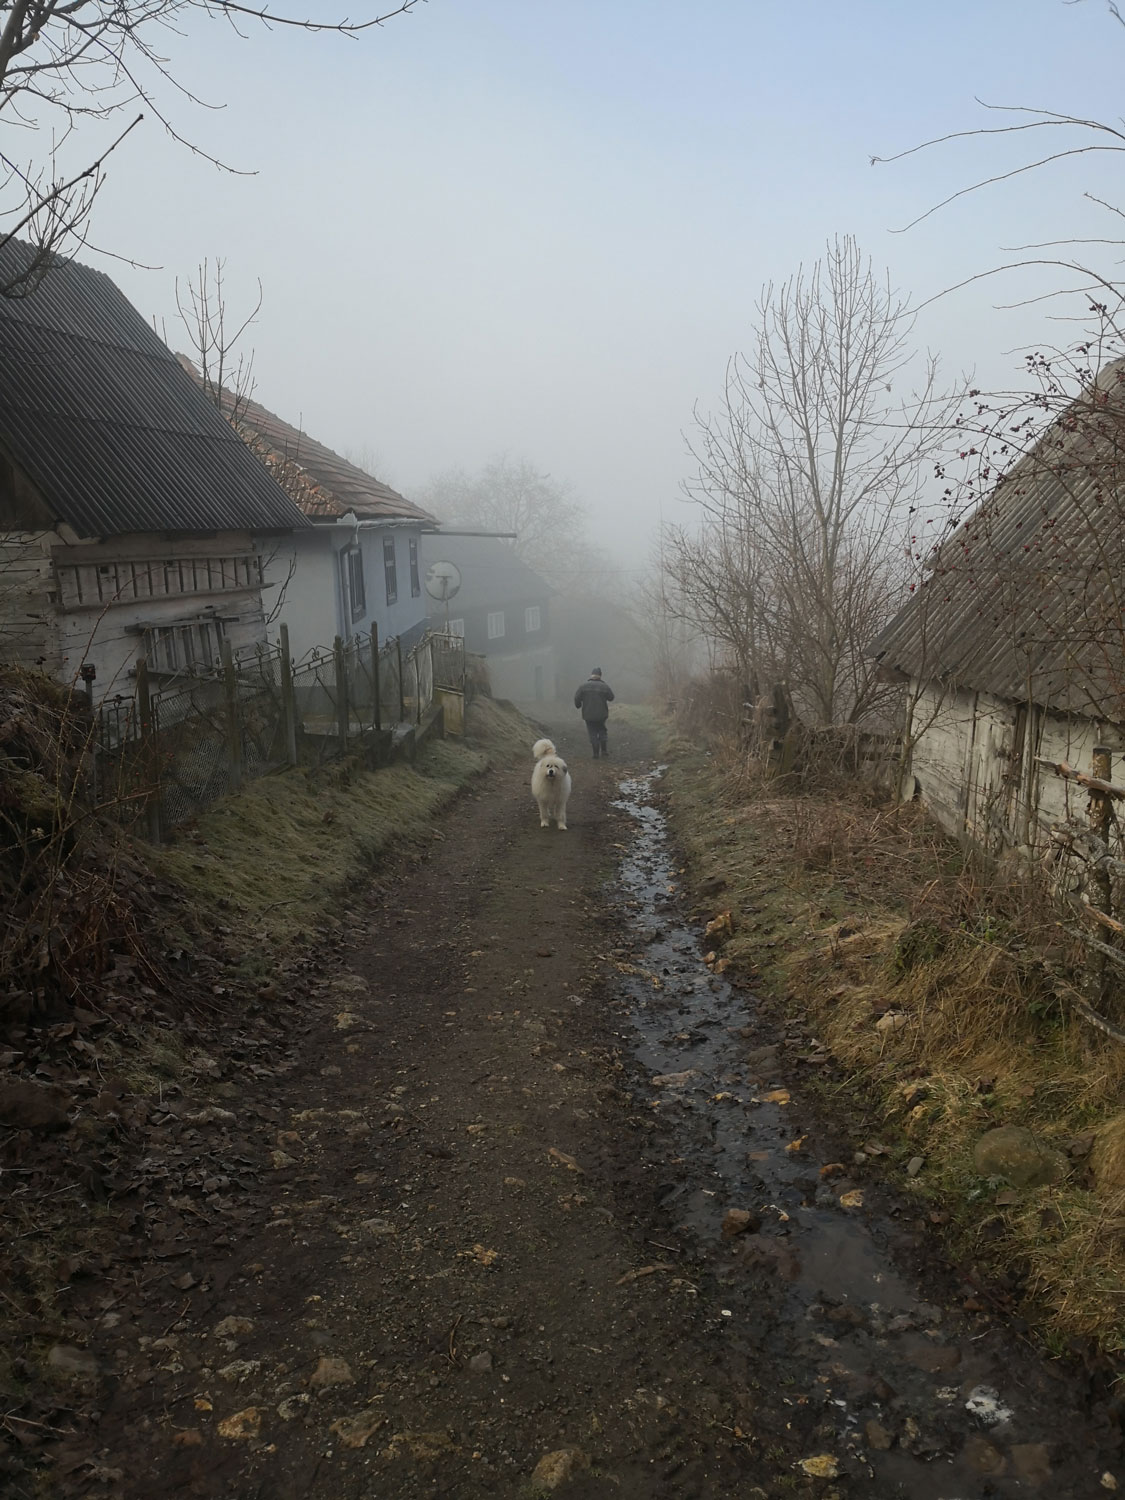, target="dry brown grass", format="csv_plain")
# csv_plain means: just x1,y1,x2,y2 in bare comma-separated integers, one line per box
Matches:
661,723,1125,1355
